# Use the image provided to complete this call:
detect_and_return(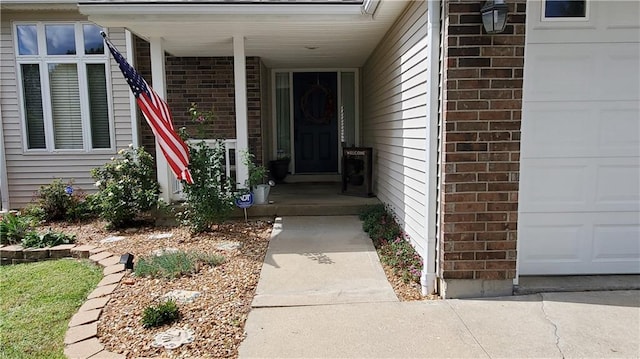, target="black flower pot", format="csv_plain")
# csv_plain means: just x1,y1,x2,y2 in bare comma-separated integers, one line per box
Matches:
269,159,290,183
